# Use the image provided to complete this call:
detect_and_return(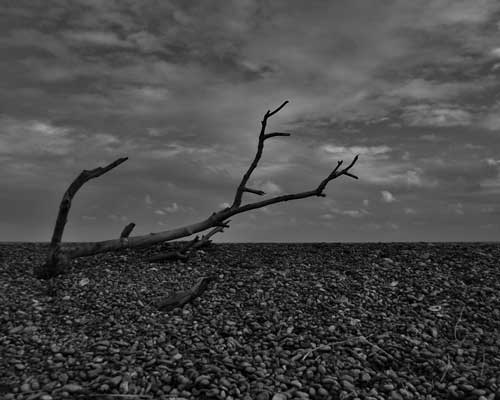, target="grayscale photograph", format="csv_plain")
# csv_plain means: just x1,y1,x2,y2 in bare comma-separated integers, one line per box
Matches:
1,1,499,399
